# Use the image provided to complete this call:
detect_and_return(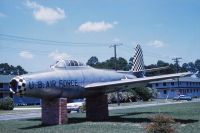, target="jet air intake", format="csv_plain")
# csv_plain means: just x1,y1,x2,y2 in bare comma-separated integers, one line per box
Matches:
9,76,26,96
